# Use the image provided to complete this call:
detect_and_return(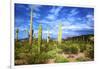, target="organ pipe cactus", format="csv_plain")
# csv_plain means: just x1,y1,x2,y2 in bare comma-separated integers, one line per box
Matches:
16,28,19,41
38,24,42,53
29,8,33,46
58,23,62,45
